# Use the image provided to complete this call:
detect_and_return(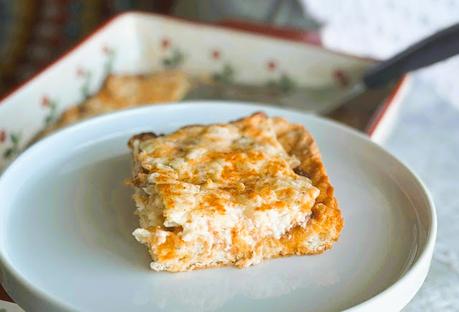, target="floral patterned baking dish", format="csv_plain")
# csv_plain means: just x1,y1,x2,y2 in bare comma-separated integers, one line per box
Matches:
0,11,409,173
